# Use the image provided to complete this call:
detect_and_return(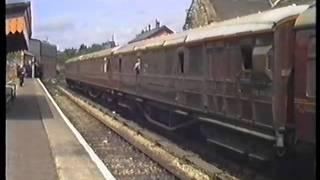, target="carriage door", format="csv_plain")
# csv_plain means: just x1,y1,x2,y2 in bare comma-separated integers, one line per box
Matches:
103,57,107,75
251,38,274,127
206,42,226,114
174,47,186,105
76,62,80,81
294,30,316,144
103,57,112,86
134,53,143,94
